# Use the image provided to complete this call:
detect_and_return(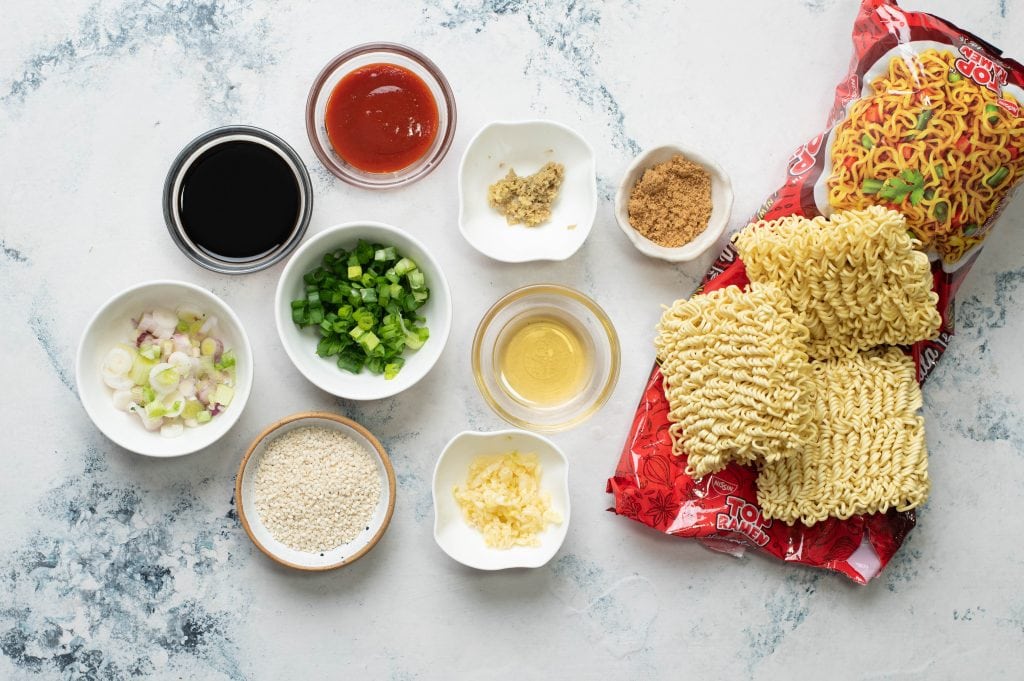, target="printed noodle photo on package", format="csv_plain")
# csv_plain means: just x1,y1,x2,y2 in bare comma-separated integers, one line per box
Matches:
606,0,1024,584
